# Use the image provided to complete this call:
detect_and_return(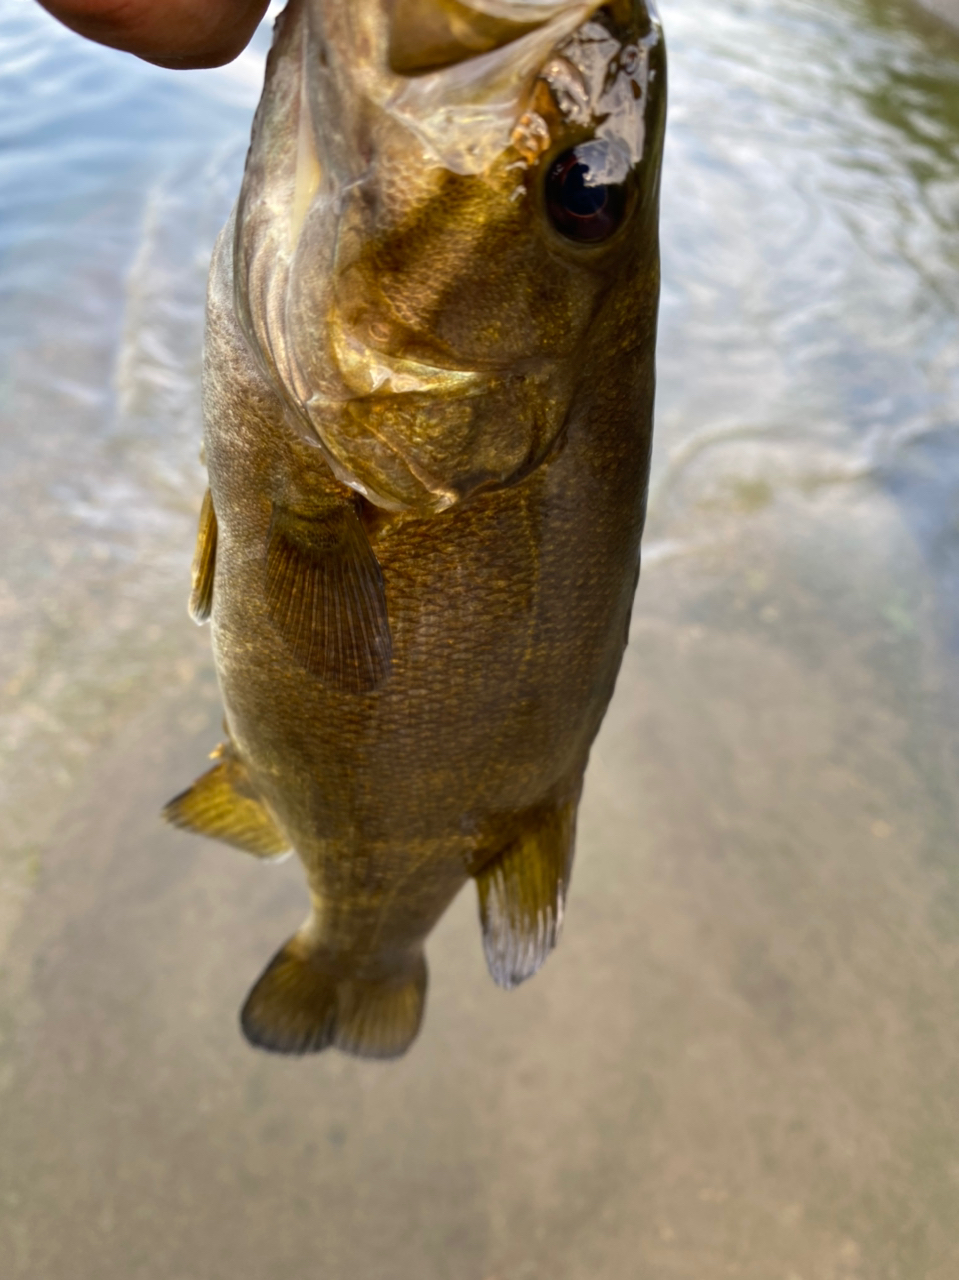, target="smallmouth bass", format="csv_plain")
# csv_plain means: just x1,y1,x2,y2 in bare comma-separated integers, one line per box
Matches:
165,0,666,1059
